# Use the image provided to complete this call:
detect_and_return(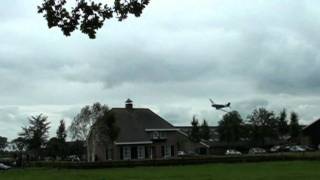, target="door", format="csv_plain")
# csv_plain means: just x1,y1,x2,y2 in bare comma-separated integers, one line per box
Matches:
131,146,138,159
